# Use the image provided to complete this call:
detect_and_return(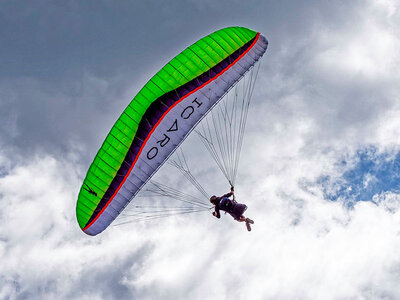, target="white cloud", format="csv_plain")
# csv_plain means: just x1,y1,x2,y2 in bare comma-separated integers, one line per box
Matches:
313,1,400,81
369,0,400,18
1,138,400,299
